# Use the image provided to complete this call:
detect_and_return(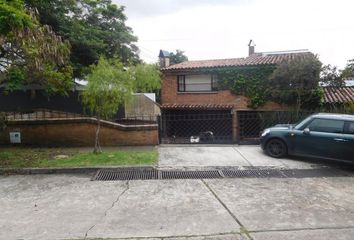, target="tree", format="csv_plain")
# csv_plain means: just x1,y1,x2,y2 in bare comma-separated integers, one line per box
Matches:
169,49,188,65
342,59,354,79
320,64,345,87
133,63,161,92
25,0,140,78
81,57,160,153
0,0,73,95
0,0,33,35
270,54,322,114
